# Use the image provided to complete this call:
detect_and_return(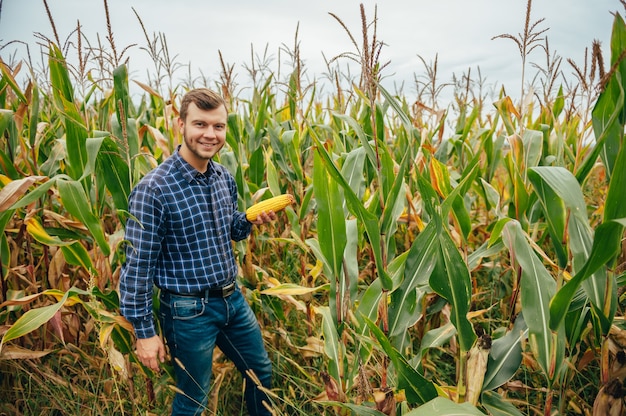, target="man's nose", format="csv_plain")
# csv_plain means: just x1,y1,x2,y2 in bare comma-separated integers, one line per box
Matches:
204,126,217,136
